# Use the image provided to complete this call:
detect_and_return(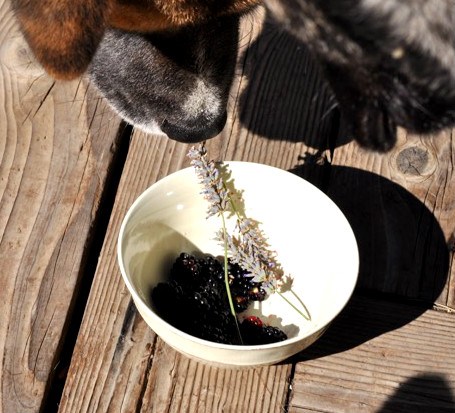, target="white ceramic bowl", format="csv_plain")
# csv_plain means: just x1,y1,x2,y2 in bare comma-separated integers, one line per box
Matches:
117,161,359,367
